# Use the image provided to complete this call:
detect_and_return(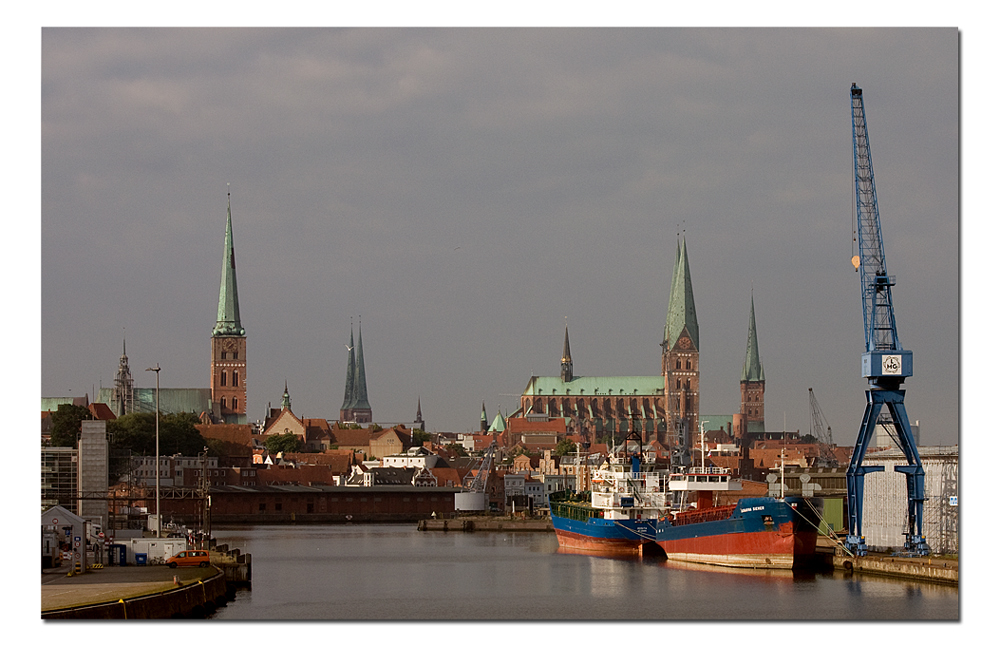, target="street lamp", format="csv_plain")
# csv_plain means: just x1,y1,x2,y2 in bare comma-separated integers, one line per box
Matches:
146,364,161,538
699,420,707,471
